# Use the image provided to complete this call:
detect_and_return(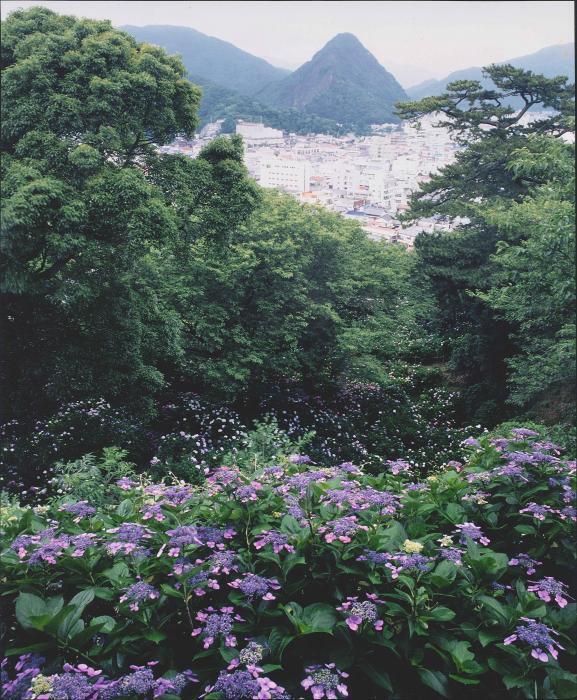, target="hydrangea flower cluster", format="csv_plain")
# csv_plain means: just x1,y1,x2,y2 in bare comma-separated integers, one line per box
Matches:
234,481,263,503
504,618,565,662
58,501,96,520
229,573,281,601
191,607,243,648
253,530,294,554
0,656,197,700
336,594,384,632
508,553,541,575
454,522,490,546
318,516,369,544
387,459,412,475
11,529,97,564
208,668,287,699
119,581,160,611
519,503,557,521
439,547,465,566
301,663,349,699
527,577,570,608
105,523,152,557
